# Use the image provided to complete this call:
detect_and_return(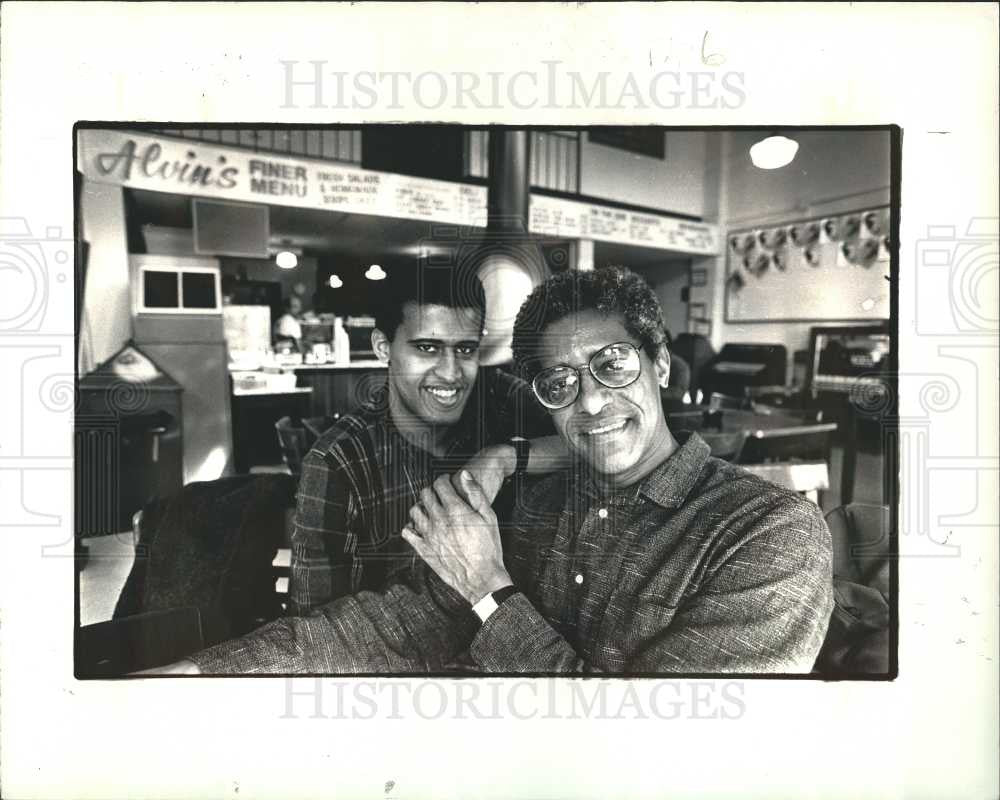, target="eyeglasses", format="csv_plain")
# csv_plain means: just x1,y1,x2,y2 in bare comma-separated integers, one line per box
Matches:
532,342,643,410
